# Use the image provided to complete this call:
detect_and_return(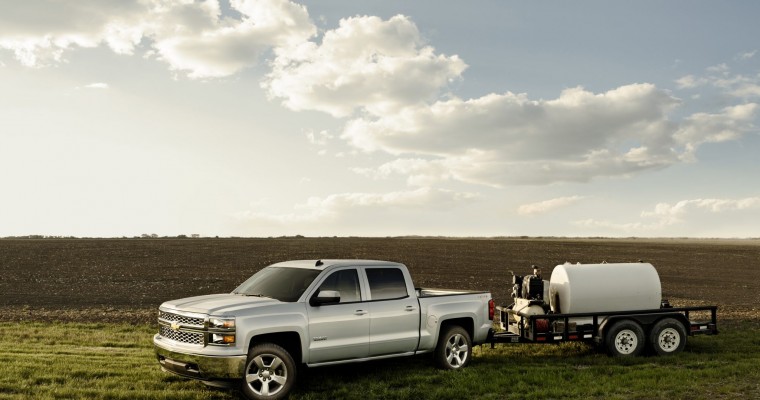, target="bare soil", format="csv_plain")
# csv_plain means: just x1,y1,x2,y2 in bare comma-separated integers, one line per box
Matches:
1,238,758,324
